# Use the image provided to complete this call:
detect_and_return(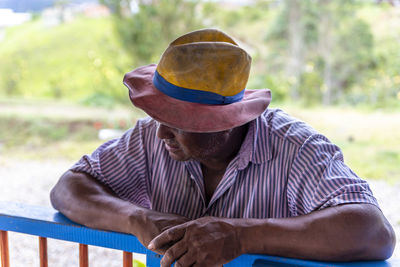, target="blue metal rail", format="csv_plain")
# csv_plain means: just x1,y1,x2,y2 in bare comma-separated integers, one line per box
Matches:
0,202,399,267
